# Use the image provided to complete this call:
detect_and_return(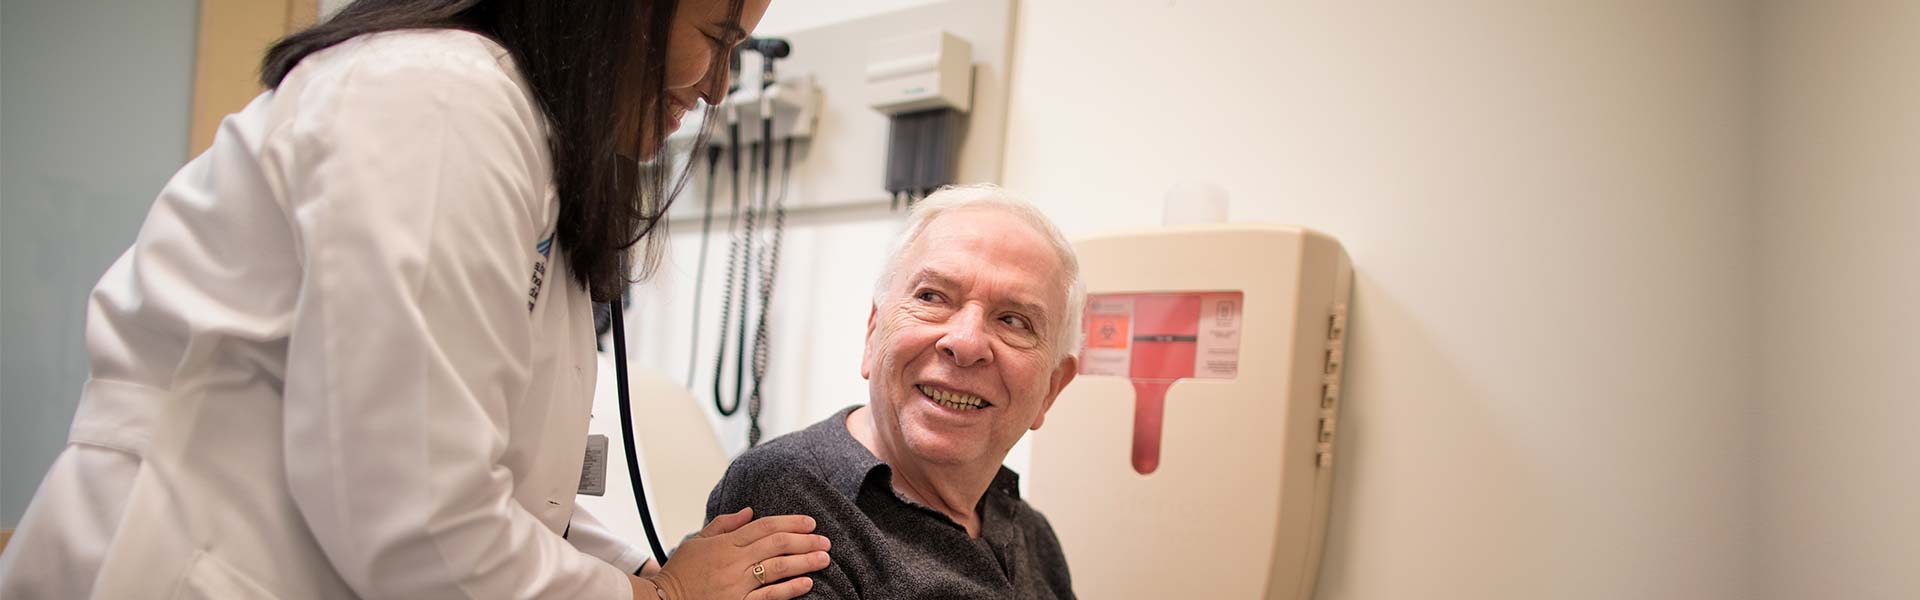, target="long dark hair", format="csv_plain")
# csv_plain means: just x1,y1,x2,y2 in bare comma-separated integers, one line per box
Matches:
262,0,735,302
